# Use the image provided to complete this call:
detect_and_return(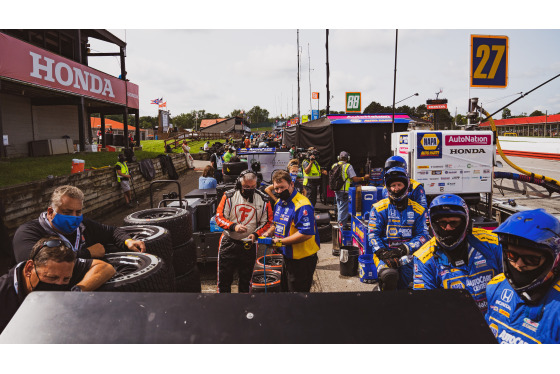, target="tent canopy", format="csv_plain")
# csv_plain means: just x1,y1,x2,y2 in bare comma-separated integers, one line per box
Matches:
282,113,411,174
